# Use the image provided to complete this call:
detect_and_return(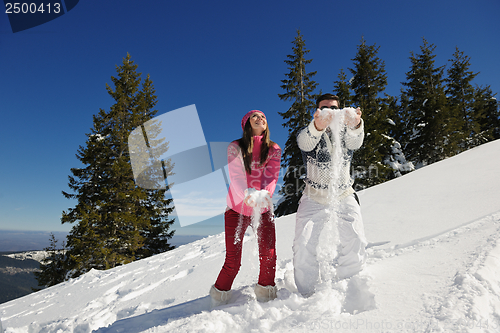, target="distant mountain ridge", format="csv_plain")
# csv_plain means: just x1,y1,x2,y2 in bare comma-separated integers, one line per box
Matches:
0,231,204,252
0,231,69,252
0,252,42,304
